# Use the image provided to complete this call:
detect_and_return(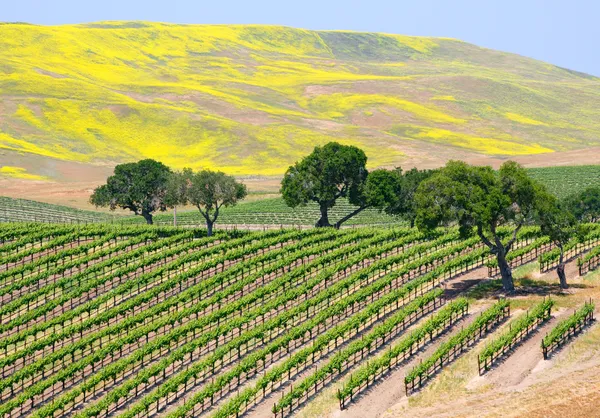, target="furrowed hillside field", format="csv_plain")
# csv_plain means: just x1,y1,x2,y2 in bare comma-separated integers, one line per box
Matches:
1,22,600,185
